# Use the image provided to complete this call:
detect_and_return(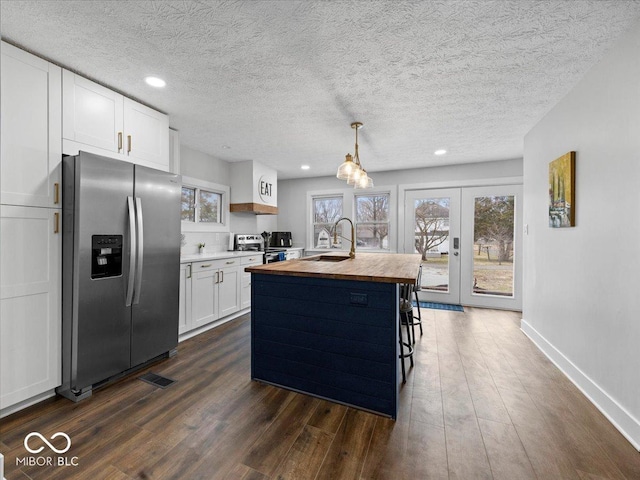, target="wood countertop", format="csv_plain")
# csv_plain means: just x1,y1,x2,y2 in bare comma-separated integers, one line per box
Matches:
245,252,421,284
